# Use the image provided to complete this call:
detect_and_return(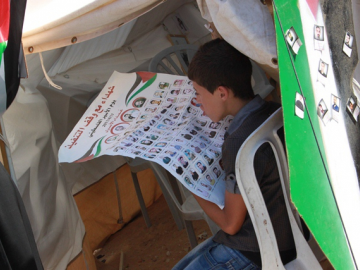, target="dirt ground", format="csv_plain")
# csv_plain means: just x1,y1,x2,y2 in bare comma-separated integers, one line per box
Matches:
93,195,211,270
92,194,333,270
